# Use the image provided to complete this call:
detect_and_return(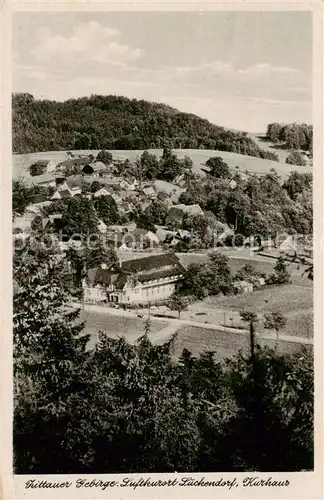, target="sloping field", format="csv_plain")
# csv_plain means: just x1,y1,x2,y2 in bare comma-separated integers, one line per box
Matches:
13,148,310,182
249,133,290,163
80,310,168,350
205,284,313,338
172,325,312,360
